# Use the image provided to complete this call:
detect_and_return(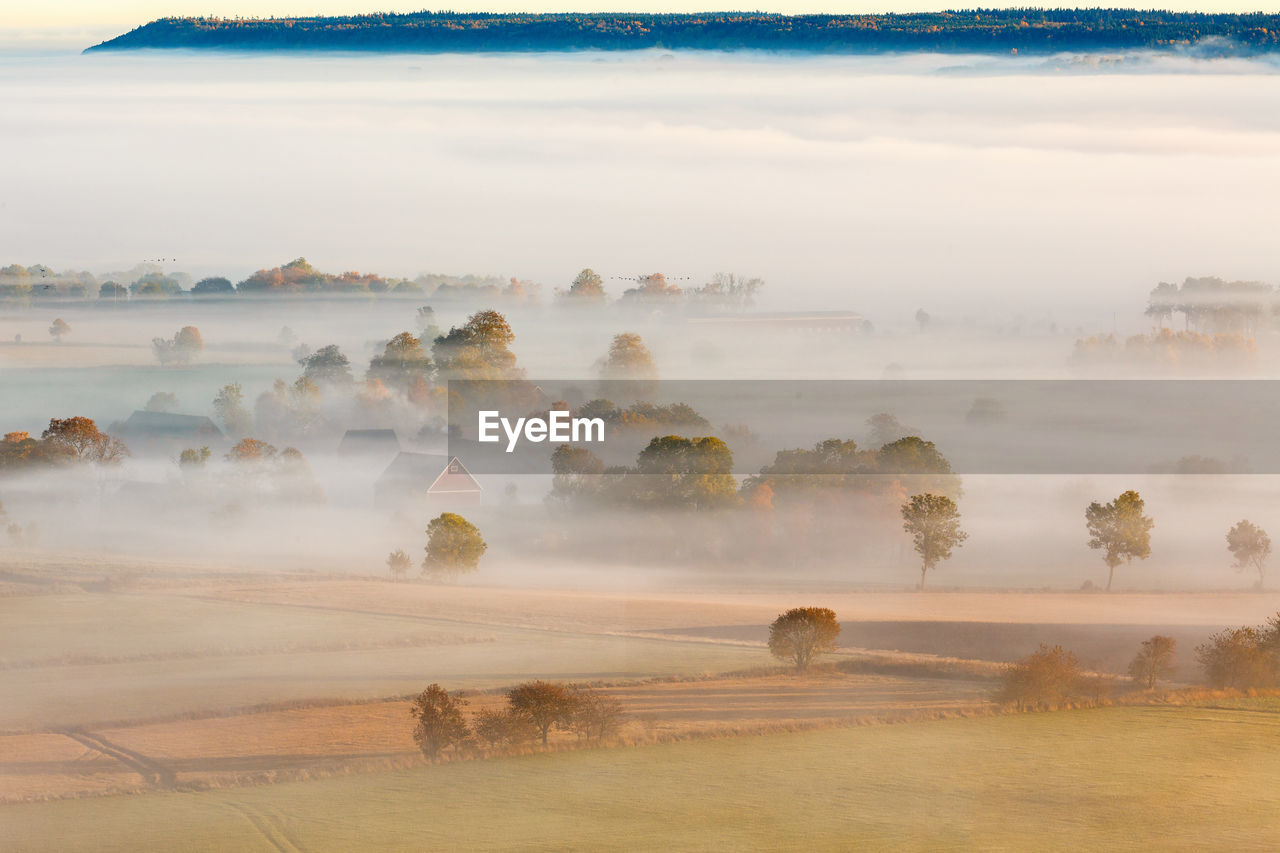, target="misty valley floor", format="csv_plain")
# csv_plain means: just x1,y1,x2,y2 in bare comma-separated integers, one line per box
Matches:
6,702,1280,851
